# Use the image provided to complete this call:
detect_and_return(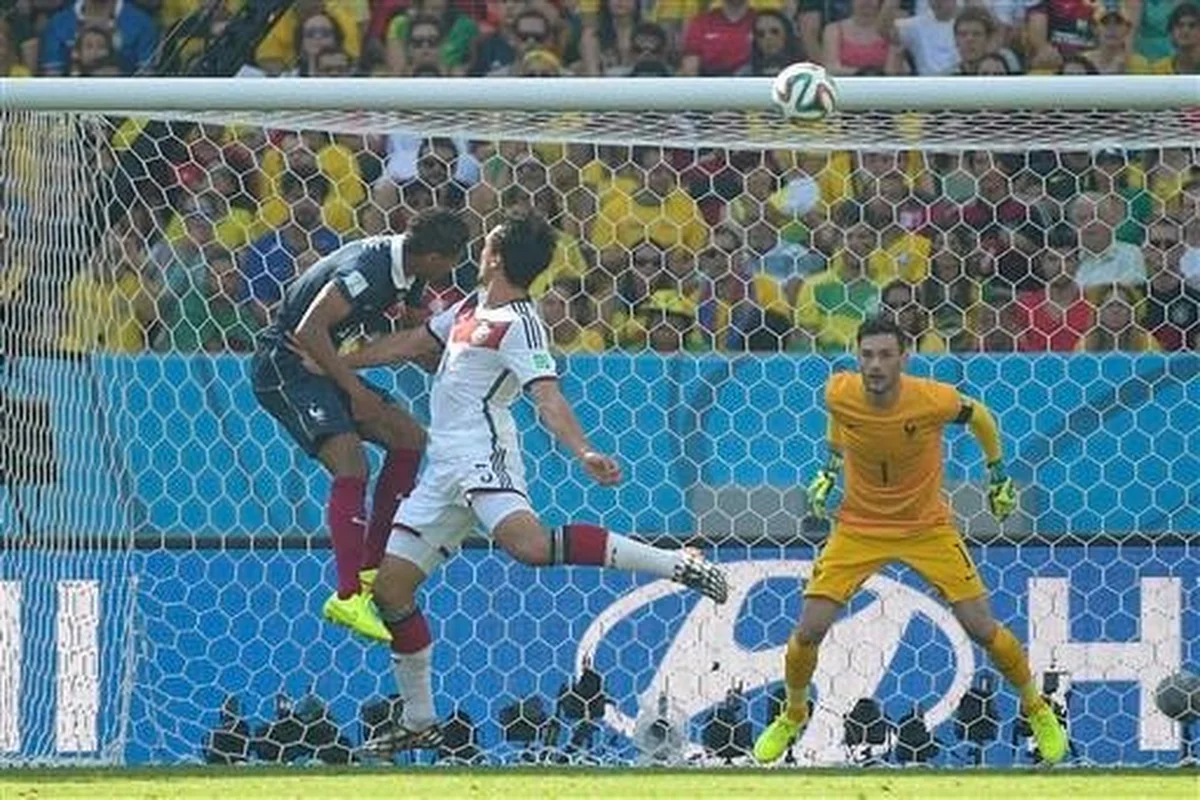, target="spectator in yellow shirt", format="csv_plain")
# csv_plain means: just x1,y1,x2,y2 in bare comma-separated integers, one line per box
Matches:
590,147,709,259
629,289,708,353
1131,2,1200,73
163,166,263,253
255,1,363,74
817,200,914,288
540,276,609,353
61,223,155,354
794,208,885,351
1083,5,1138,73
259,131,365,236
855,154,934,283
